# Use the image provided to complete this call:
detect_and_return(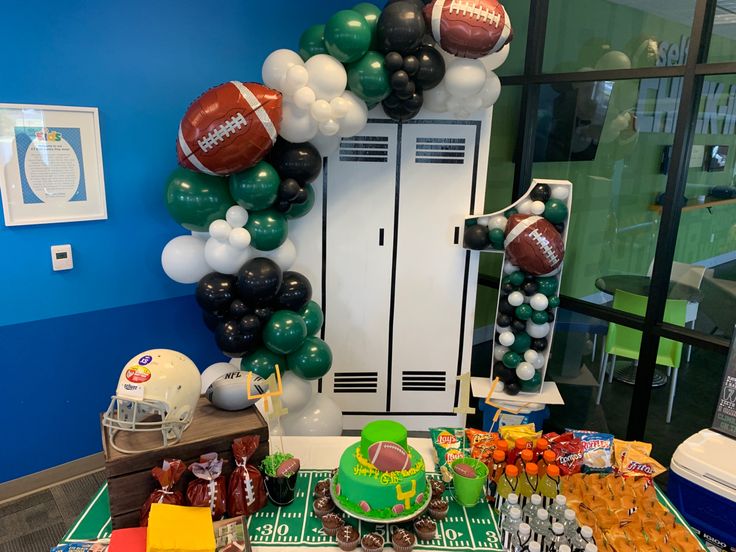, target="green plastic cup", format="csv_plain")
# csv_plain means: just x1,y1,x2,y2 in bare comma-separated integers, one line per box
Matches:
451,457,489,507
